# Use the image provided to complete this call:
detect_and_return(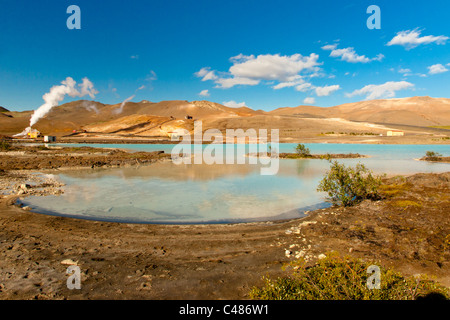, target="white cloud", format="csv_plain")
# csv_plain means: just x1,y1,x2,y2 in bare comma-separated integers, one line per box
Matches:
428,64,448,75
199,89,210,97
195,67,218,81
196,53,321,89
228,53,320,82
273,81,300,90
387,29,449,49
295,82,312,92
322,45,384,63
214,77,260,89
346,81,414,100
272,76,304,90
303,97,316,104
130,55,139,59
222,100,247,108
398,68,412,74
321,44,338,51
315,85,341,97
